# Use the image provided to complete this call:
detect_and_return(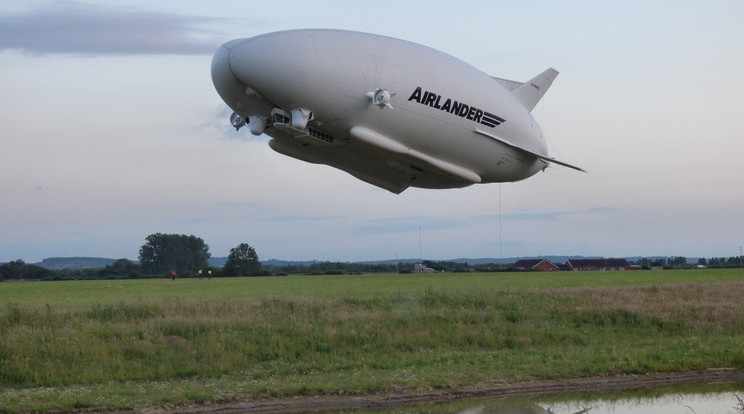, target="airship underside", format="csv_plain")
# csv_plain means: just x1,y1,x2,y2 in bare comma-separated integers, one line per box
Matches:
211,29,583,194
